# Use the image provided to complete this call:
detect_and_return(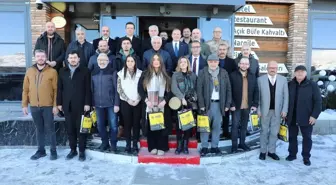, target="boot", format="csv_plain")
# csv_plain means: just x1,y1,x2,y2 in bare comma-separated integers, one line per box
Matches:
50,149,58,160
125,139,132,154
132,140,139,154
110,141,117,154
175,140,183,155
66,150,78,160
78,152,86,161
30,150,46,160
99,142,110,152
183,140,189,154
